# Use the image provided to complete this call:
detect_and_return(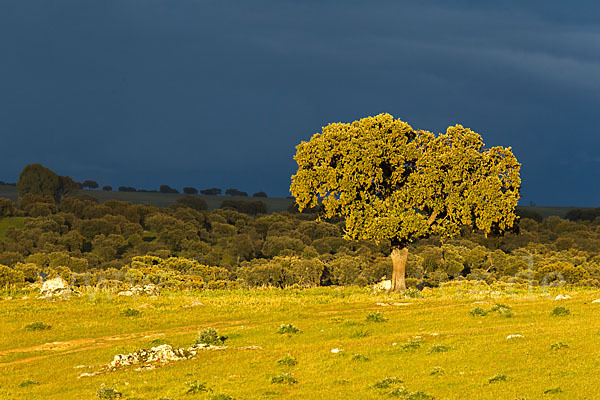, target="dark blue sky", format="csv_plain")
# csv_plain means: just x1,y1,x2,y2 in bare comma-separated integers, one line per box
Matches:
1,1,599,205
